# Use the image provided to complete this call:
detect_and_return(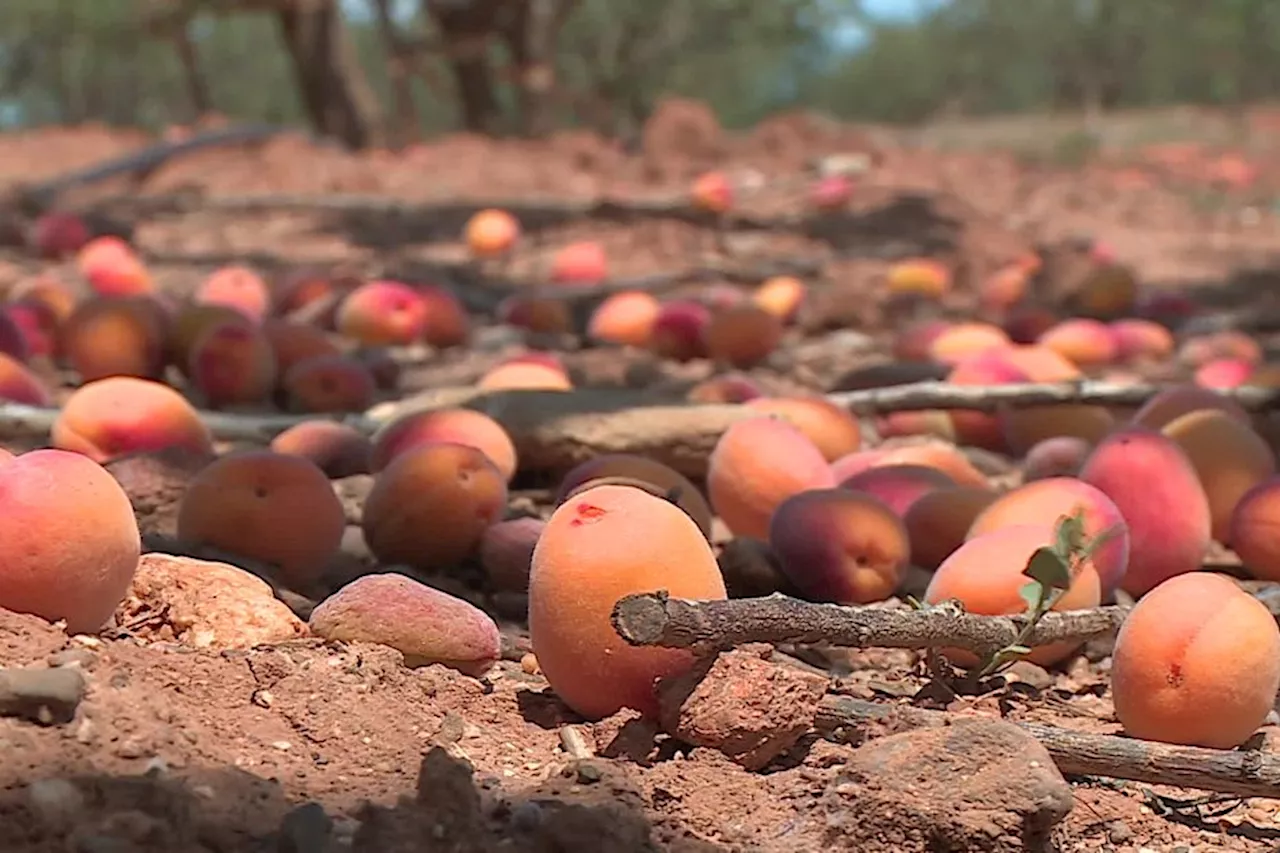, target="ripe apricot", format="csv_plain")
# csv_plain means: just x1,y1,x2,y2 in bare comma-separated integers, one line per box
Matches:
1161,409,1275,543
77,236,152,297
840,464,955,517
283,355,377,413
650,300,710,362
464,208,520,258
177,451,345,589
555,453,713,538
927,322,1010,366
887,258,950,299
946,351,1031,451
1079,427,1211,596
874,441,989,488
1110,318,1174,363
362,443,507,570
1195,358,1252,390
529,484,726,720
168,303,252,374
336,280,427,347
478,360,572,391
550,241,607,286
587,291,660,347
52,377,213,463
188,321,278,407
691,171,733,213
926,524,1103,666
270,420,372,479
29,211,90,259
1024,436,1091,481
370,408,517,481
194,265,272,322
1111,572,1280,748
753,275,806,323
967,477,1130,593
744,396,861,462
769,489,909,604
687,374,764,404
1131,384,1250,430
707,416,835,539
903,486,997,570
1228,478,1280,582
0,354,51,405
496,294,571,335
979,265,1028,312
261,318,341,376
59,297,166,382
895,320,950,361
874,410,957,442
702,304,783,369
418,284,471,349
